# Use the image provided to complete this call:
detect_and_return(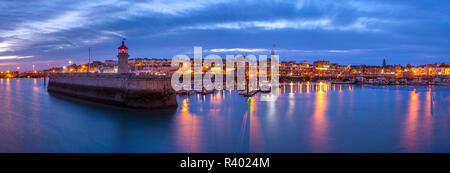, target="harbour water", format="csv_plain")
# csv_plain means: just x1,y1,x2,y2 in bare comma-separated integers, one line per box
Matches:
0,78,449,153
